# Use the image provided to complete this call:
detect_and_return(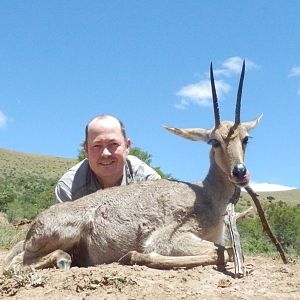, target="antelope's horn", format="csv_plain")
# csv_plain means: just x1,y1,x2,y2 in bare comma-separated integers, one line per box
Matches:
210,63,221,127
235,60,246,125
